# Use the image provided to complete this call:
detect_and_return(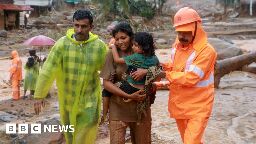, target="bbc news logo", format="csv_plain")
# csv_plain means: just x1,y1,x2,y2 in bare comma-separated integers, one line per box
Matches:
6,123,74,134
